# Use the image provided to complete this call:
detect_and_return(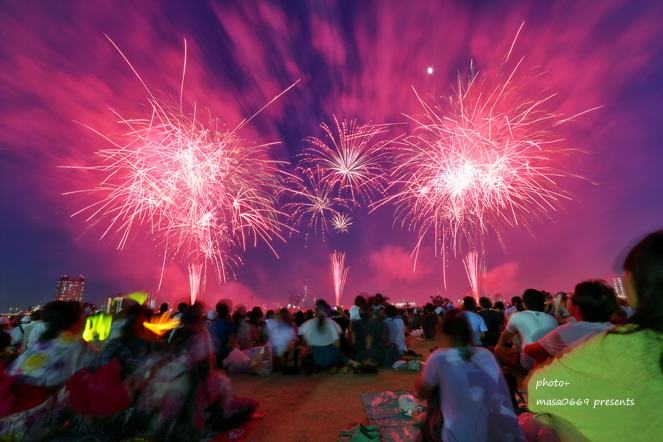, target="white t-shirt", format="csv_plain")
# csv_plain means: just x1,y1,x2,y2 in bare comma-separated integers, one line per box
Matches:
269,322,298,357
459,311,488,346
537,321,614,357
349,305,361,321
506,311,558,371
298,317,342,346
27,321,48,347
421,347,526,442
384,317,407,354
